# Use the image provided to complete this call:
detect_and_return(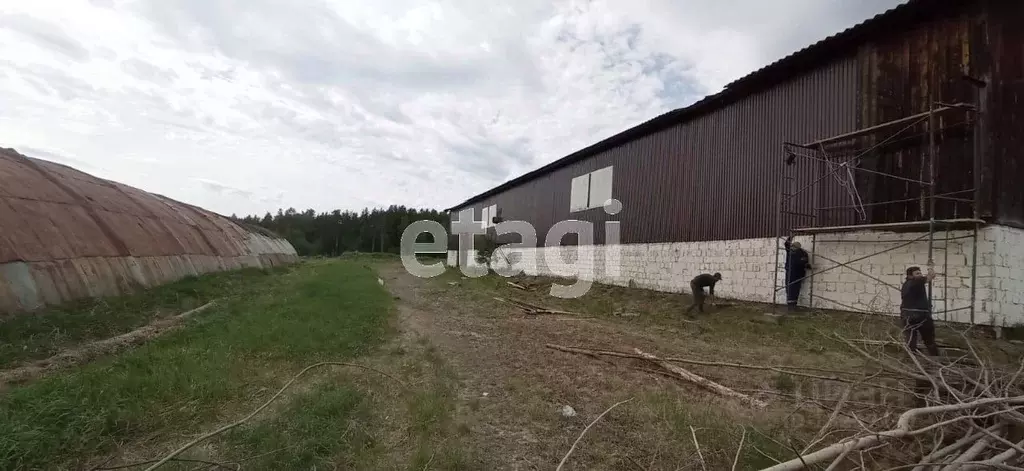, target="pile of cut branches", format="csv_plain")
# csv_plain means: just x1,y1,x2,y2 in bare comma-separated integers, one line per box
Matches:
759,331,1024,470
548,328,1024,470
